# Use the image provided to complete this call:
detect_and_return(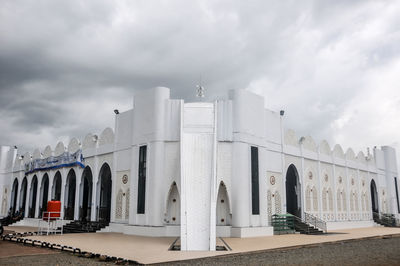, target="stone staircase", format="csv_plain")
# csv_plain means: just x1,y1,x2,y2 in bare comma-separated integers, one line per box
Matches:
0,213,24,226
61,220,109,234
293,218,324,235
271,213,325,235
